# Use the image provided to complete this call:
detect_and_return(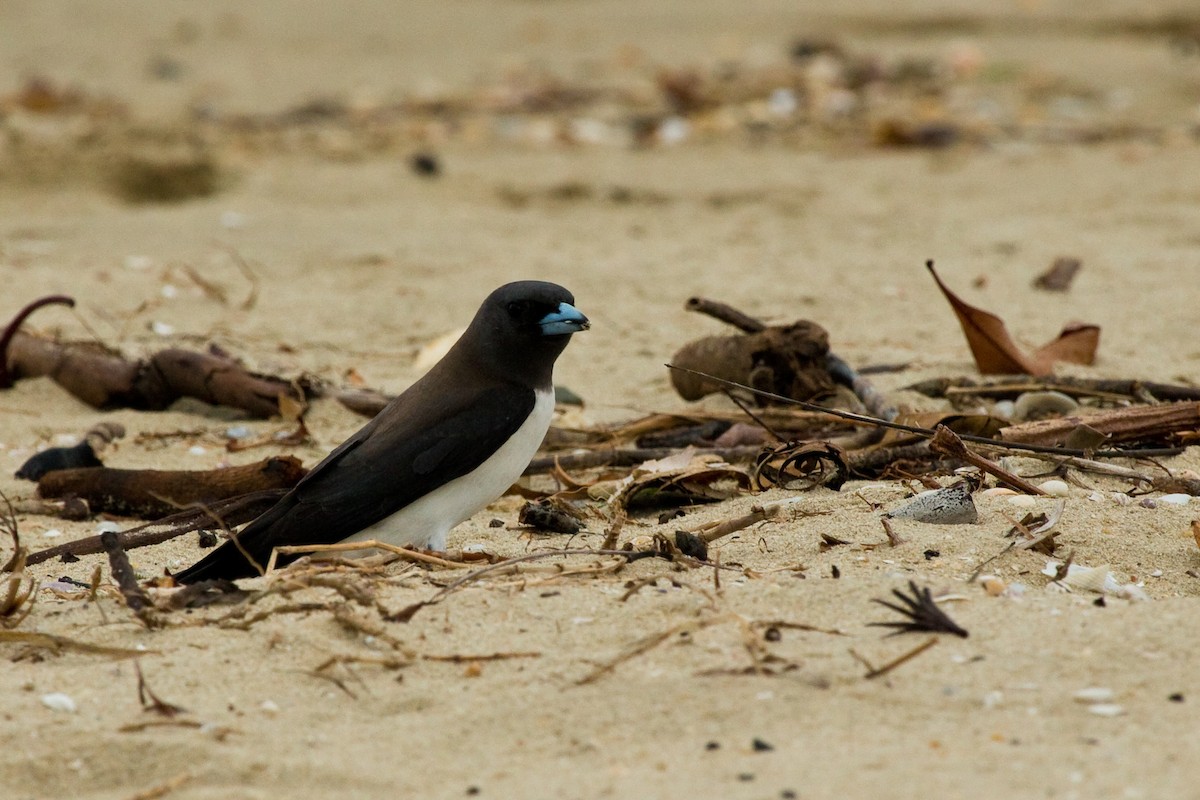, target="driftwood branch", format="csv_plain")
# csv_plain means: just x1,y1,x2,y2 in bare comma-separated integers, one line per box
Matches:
37,456,306,519
4,327,306,418
0,294,76,388
684,296,766,333
999,401,1200,447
